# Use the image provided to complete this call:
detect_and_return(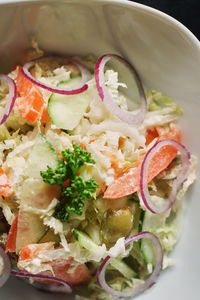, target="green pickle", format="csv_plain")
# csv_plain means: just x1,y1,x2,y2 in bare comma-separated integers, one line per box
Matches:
101,206,133,247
